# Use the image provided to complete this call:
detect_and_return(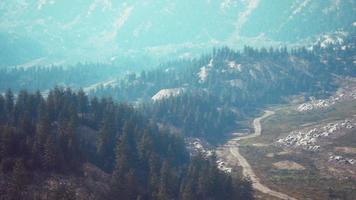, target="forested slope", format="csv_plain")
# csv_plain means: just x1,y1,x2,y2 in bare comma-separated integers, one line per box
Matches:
91,39,355,140
0,88,252,200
